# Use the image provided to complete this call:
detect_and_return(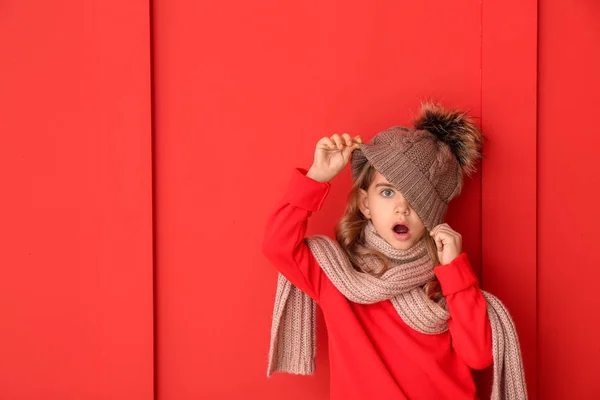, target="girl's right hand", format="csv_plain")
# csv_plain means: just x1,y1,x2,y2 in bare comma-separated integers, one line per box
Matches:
306,133,363,182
